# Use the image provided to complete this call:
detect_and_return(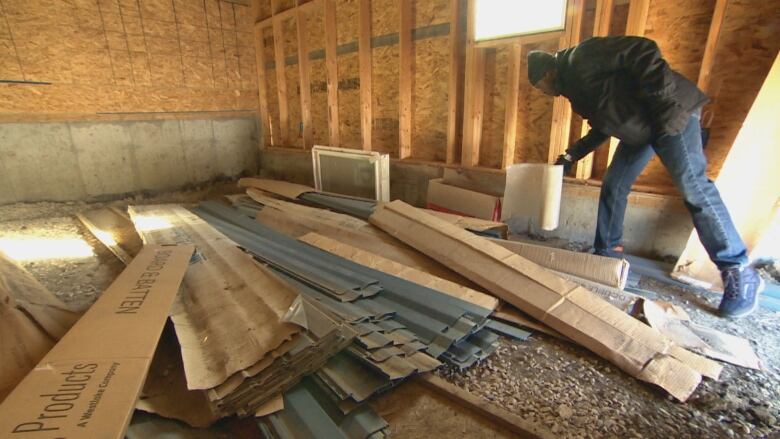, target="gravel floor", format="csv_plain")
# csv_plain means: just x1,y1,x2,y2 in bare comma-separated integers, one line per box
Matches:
1,190,778,438
438,275,780,439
